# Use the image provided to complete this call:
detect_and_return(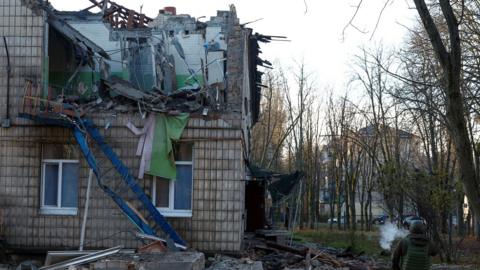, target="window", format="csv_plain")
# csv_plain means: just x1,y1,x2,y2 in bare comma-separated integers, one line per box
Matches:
152,143,193,217
40,145,79,215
